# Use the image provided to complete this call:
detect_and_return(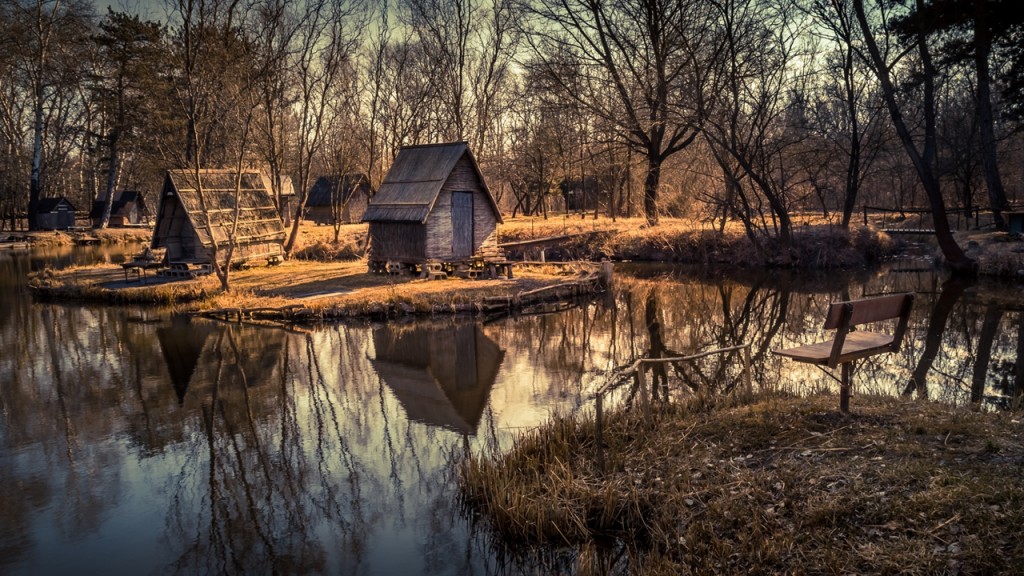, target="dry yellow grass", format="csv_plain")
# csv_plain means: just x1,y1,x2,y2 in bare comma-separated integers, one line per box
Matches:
27,257,592,319
461,393,1024,574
